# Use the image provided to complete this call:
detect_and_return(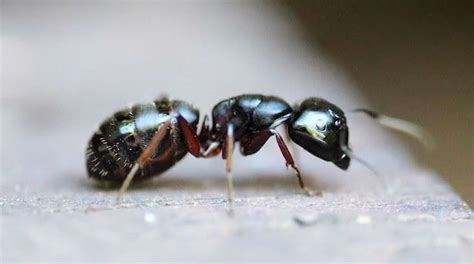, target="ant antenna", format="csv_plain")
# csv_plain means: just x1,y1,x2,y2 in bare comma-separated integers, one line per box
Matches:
339,133,392,194
349,109,435,150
